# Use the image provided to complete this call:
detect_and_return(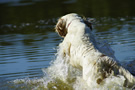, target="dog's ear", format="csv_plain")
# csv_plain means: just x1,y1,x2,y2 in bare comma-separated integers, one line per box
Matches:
55,19,67,37
84,20,92,30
